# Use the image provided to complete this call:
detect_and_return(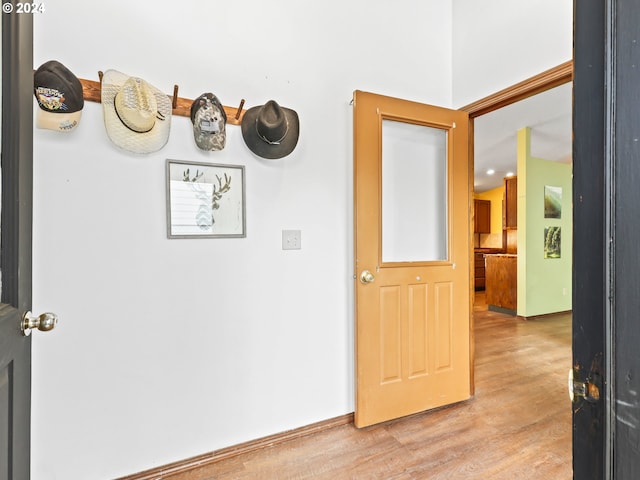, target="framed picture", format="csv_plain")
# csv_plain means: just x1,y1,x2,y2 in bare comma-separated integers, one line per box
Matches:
166,159,246,238
544,185,562,219
544,226,561,259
